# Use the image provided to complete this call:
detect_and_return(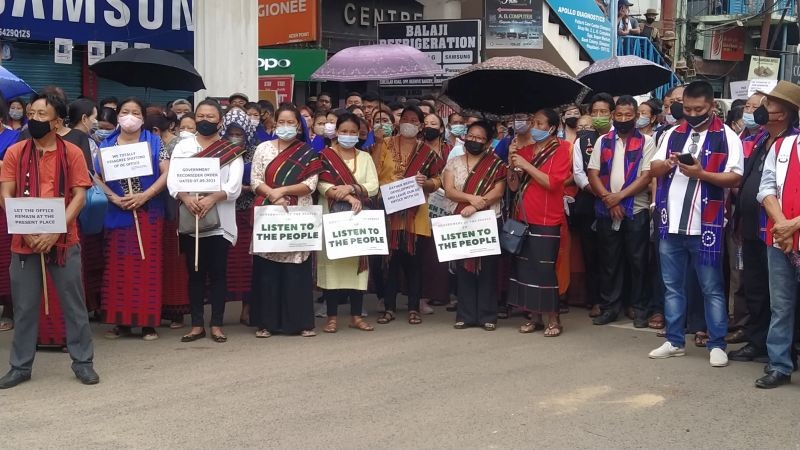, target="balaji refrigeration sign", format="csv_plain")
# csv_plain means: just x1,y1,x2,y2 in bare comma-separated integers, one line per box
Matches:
377,20,481,87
